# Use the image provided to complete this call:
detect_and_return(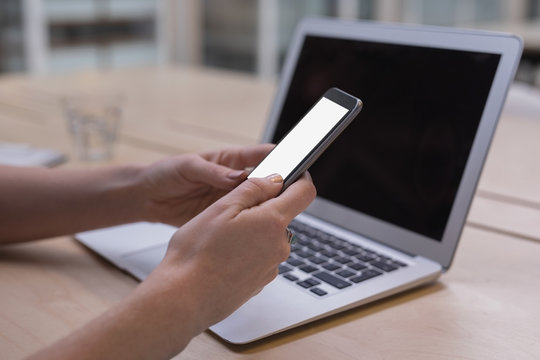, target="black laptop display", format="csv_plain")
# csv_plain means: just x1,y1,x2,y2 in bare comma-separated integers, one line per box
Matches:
273,36,501,241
